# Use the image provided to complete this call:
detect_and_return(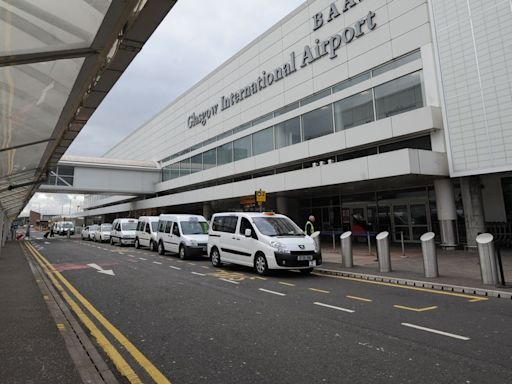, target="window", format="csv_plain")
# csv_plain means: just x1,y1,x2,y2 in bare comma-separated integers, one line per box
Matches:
217,142,233,165
274,102,299,117
334,90,374,131
275,117,300,149
121,222,137,231
337,147,378,162
375,71,424,119
203,148,216,170
239,218,257,239
252,217,304,236
233,136,252,161
145,224,151,234
252,127,274,155
212,216,238,233
181,221,209,235
162,163,179,181
300,88,331,106
172,222,180,236
136,222,143,231
179,158,191,176
302,105,334,141
332,71,371,93
233,122,252,134
151,222,158,232
158,221,165,232
252,113,273,126
165,221,172,234
190,154,203,173
372,51,421,77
